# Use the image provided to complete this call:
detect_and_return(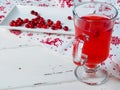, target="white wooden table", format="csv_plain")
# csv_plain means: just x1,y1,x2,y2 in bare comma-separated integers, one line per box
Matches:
0,45,119,90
